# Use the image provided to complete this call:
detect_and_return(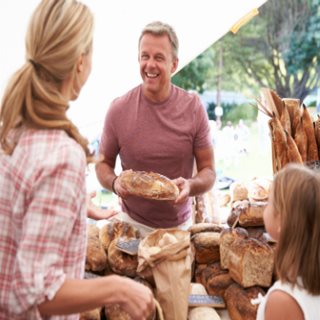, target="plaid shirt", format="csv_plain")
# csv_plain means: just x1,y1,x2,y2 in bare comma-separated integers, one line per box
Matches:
0,129,87,320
